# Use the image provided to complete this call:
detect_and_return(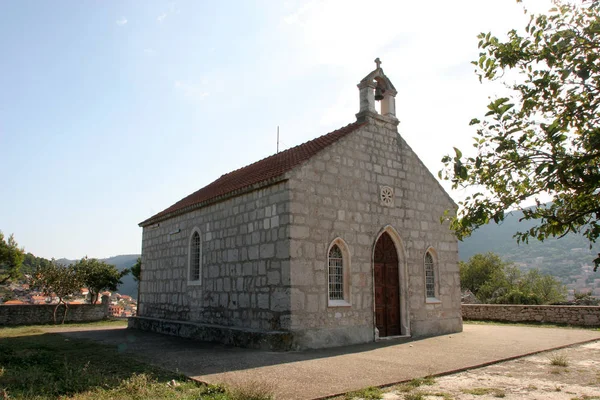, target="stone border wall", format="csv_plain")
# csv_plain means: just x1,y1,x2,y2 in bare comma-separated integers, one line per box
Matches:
462,304,600,327
0,297,109,326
